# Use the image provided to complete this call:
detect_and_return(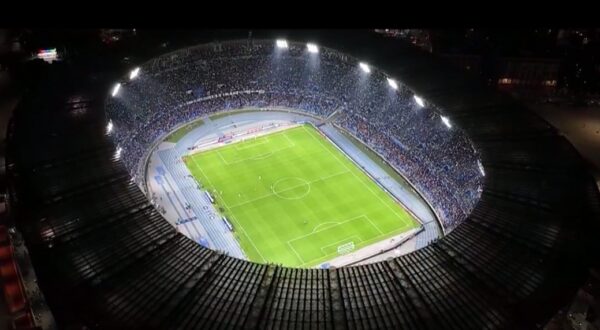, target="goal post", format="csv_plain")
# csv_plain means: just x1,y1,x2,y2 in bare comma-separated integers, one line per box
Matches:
337,241,355,255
